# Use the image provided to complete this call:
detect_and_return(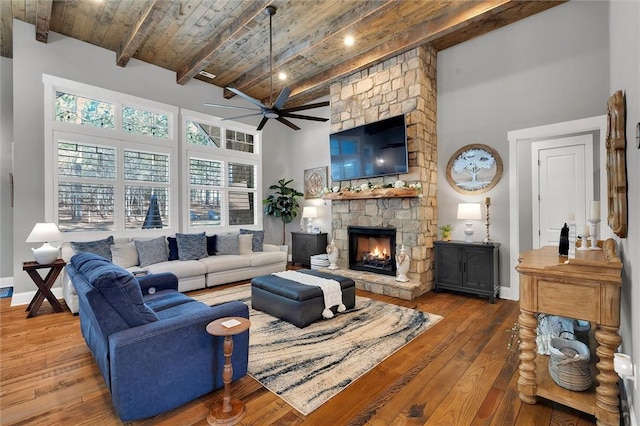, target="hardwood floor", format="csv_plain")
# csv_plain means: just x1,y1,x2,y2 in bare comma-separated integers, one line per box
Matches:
0,284,596,426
